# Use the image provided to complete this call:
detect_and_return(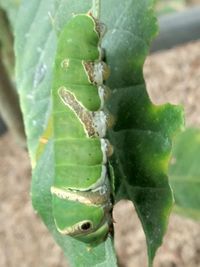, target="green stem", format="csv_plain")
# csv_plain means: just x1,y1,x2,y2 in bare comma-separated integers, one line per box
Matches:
0,9,26,146
0,9,15,78
92,0,101,19
0,48,26,147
